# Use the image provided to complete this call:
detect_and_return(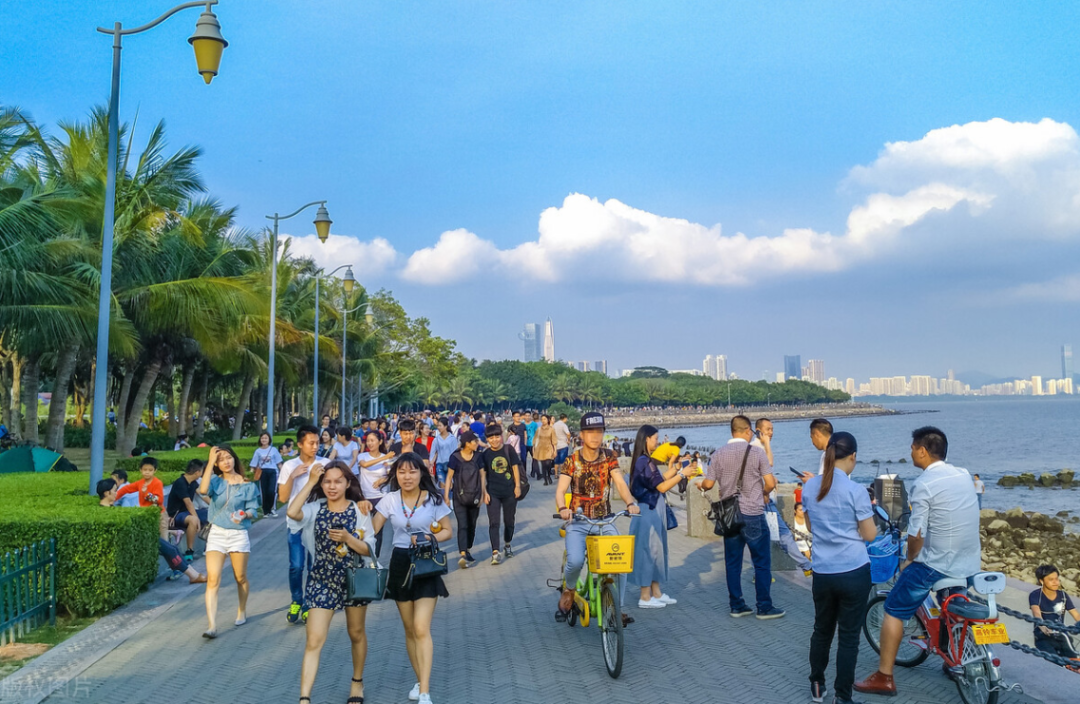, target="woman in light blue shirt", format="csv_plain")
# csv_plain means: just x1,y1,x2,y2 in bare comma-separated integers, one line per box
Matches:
802,432,877,704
